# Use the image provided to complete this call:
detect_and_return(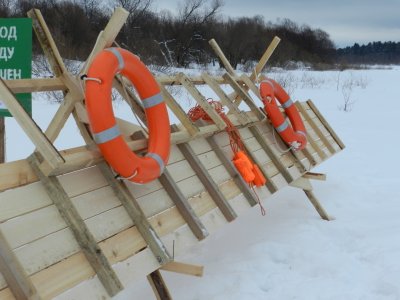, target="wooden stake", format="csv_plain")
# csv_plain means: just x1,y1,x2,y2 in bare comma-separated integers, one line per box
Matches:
304,190,331,221
0,117,4,163
147,270,172,300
